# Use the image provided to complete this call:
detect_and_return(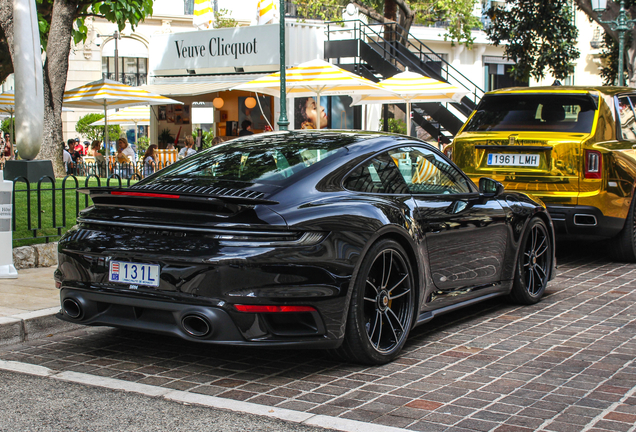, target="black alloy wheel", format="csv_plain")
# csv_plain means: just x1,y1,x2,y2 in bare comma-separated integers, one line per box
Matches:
338,239,415,364
509,218,551,304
